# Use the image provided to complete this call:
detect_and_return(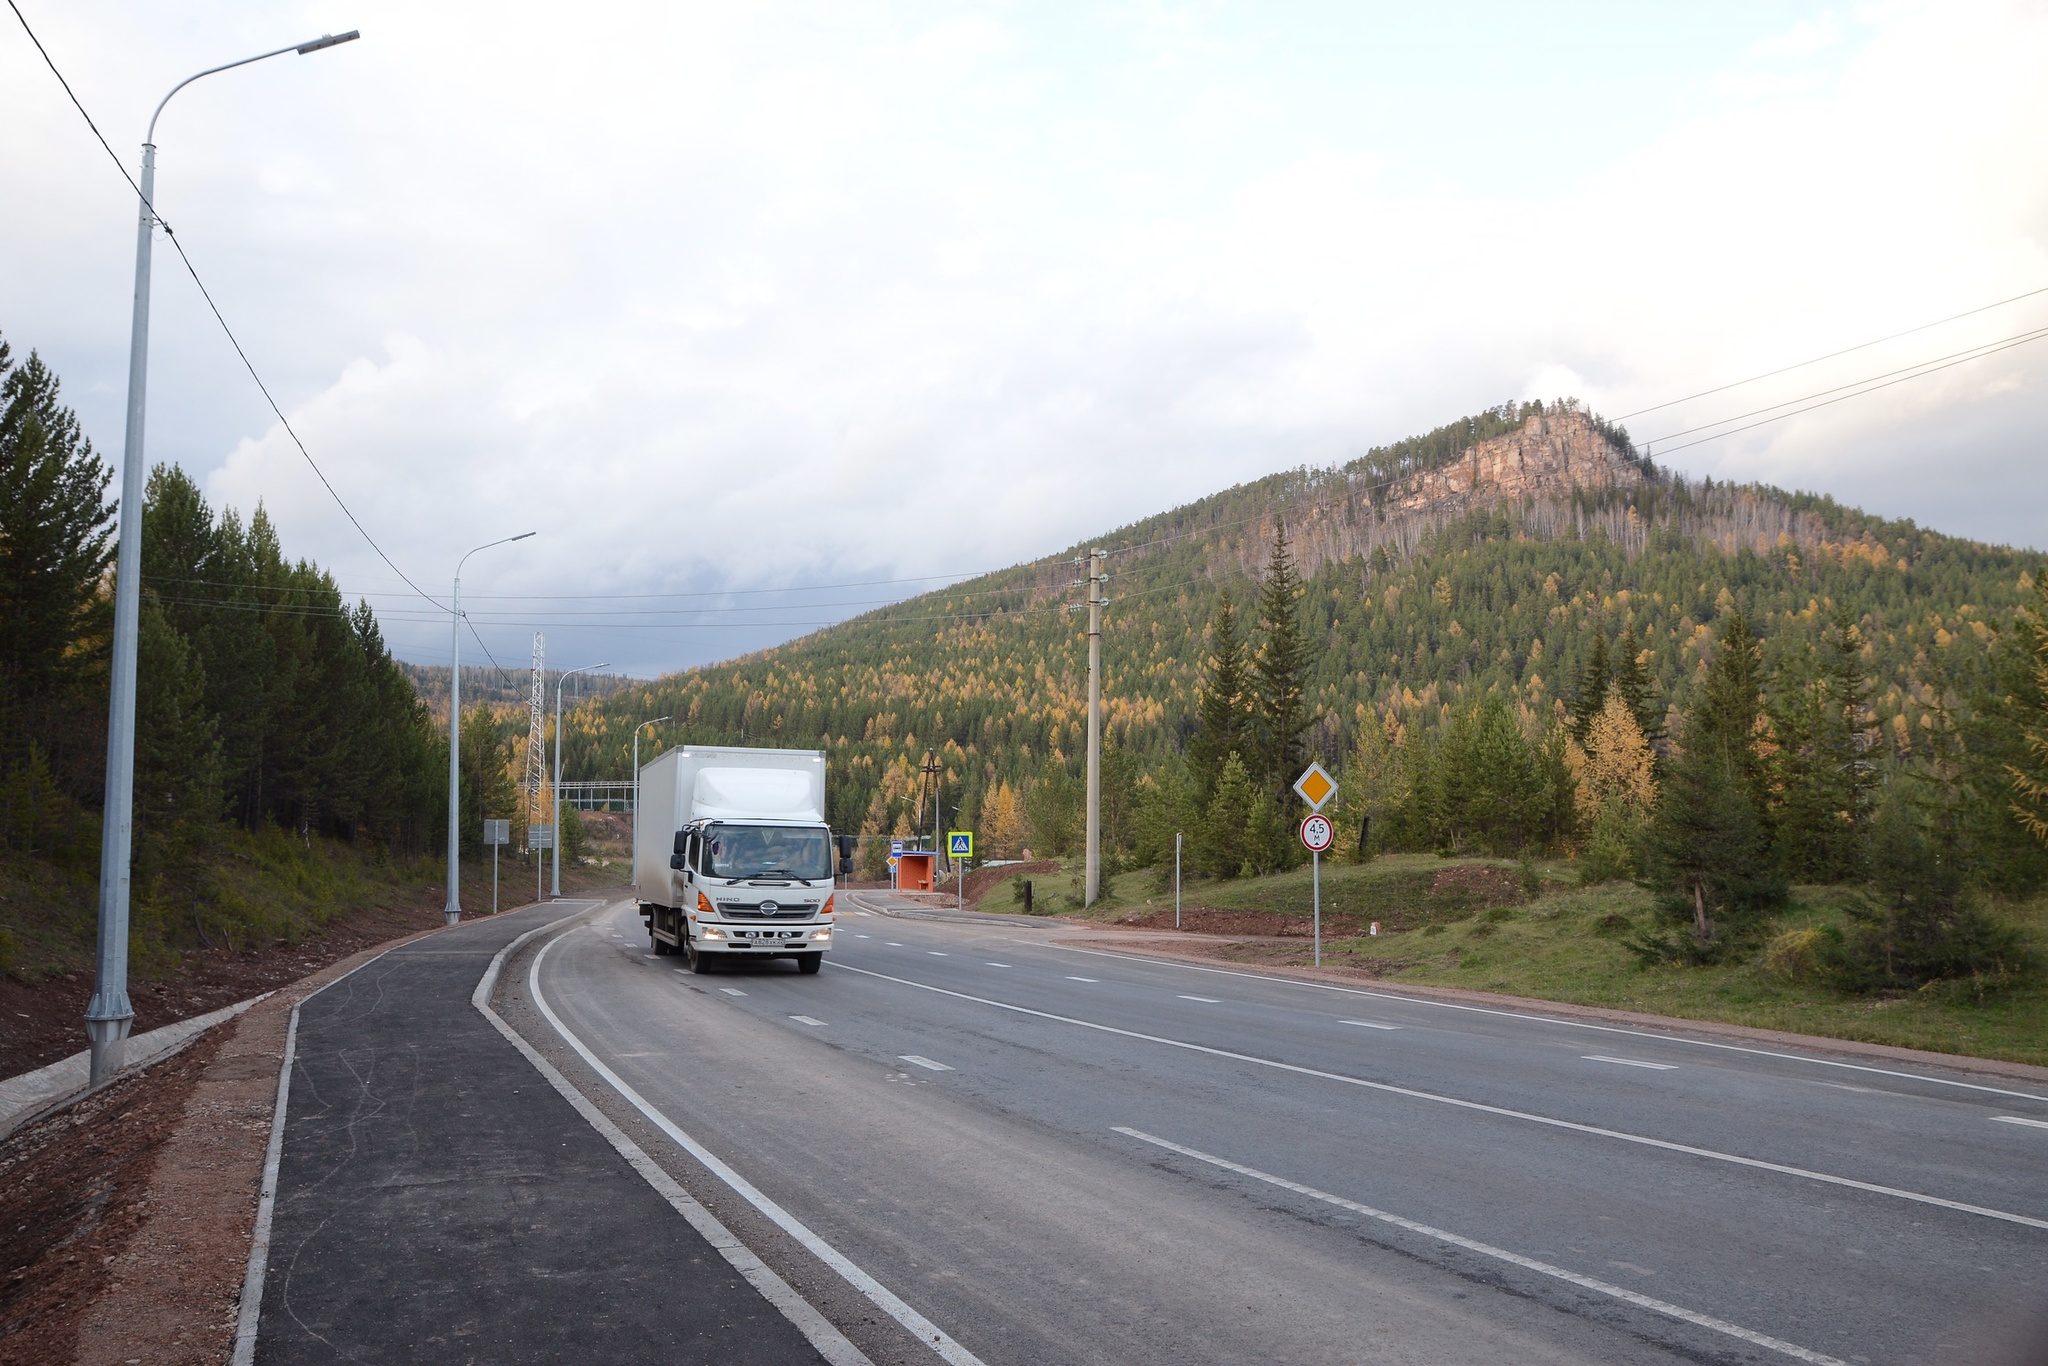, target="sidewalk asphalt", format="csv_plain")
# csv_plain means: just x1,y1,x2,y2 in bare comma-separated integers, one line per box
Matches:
256,899,827,1365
